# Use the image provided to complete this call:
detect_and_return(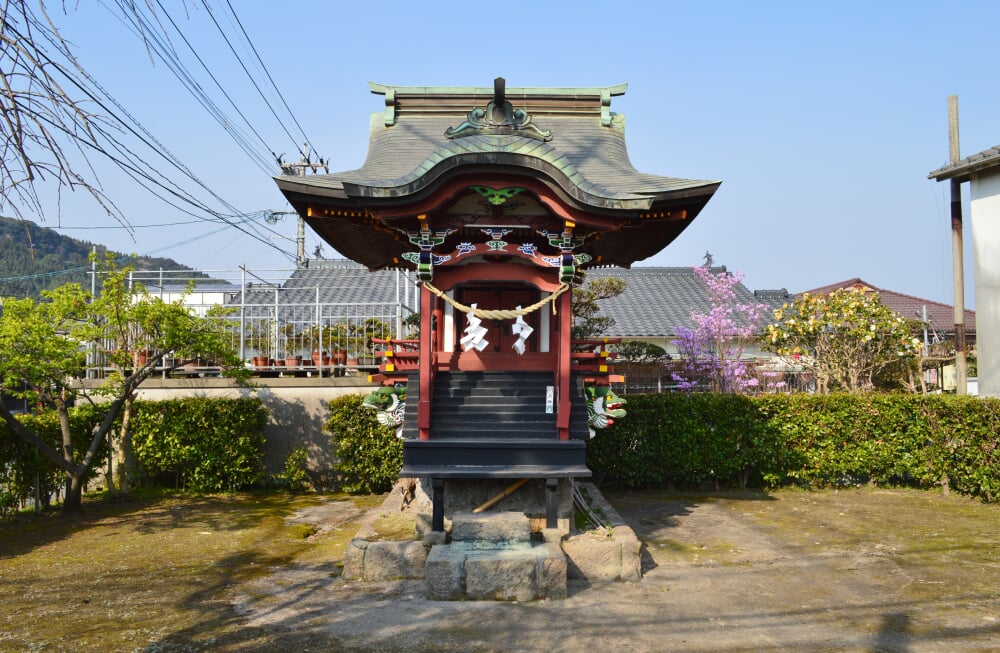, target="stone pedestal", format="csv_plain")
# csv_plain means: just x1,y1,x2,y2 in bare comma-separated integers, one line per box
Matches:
425,512,567,601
